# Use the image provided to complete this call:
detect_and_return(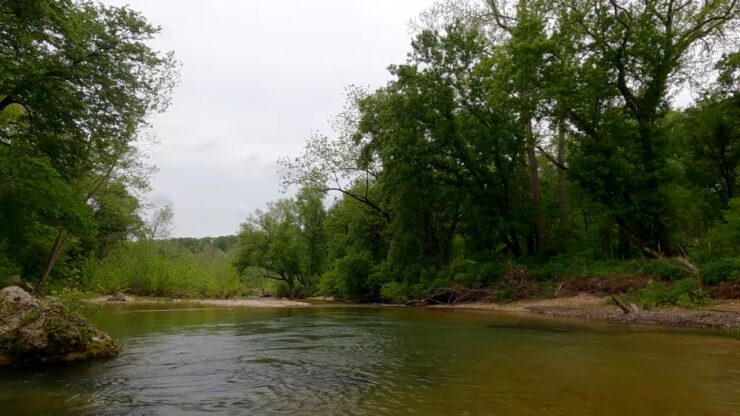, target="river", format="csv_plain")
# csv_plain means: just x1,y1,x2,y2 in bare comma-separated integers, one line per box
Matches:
1,303,738,415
